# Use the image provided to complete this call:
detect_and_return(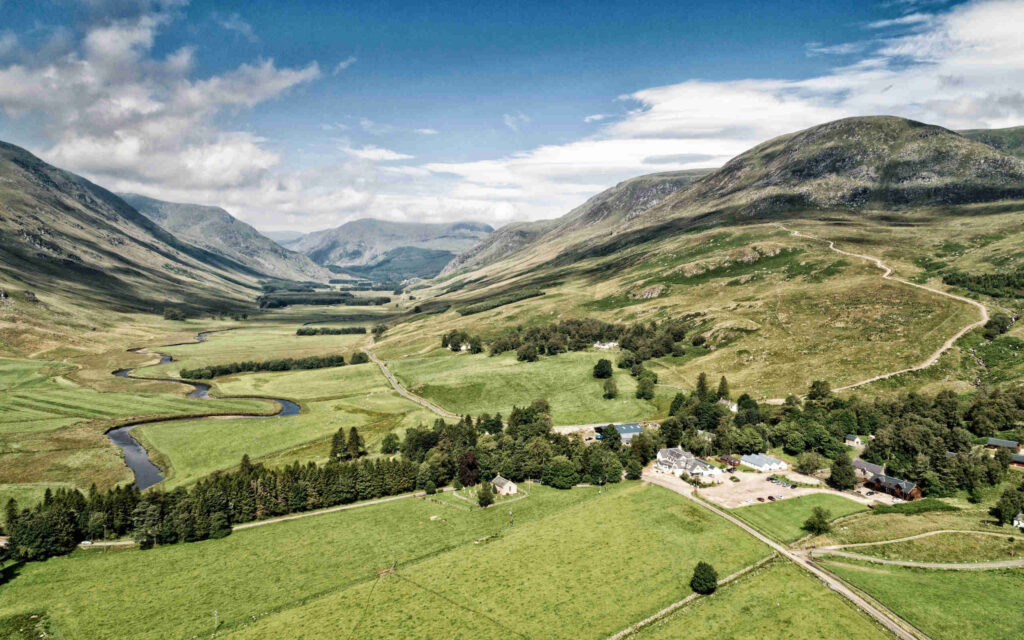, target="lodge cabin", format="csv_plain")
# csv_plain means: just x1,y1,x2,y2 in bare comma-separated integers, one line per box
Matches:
866,473,922,501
